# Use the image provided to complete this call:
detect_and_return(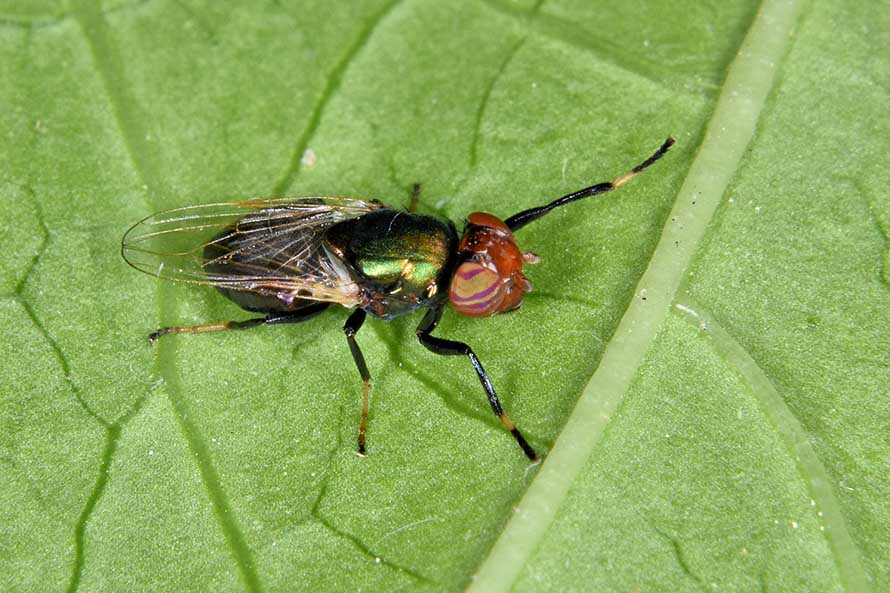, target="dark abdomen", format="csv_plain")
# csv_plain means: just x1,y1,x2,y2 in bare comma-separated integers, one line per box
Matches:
203,223,319,313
